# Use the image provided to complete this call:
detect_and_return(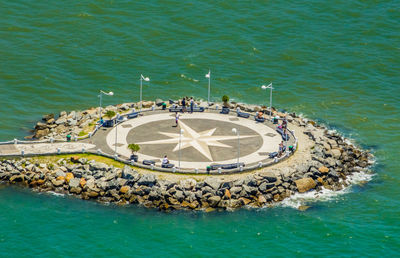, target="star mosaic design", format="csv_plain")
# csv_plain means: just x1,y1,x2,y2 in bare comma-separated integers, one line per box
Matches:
136,120,257,161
